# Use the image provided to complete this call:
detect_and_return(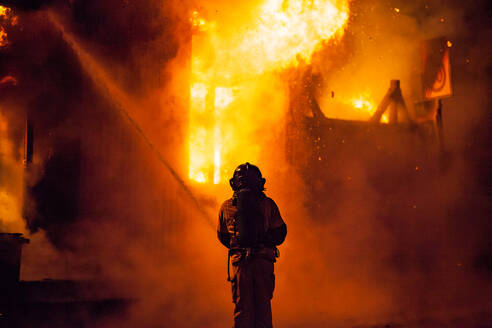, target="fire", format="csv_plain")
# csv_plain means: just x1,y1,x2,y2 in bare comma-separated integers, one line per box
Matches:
352,97,372,111
0,27,7,47
214,87,234,110
0,5,8,17
189,0,349,184
190,10,207,32
238,0,349,73
350,94,388,123
0,5,18,48
320,92,389,123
